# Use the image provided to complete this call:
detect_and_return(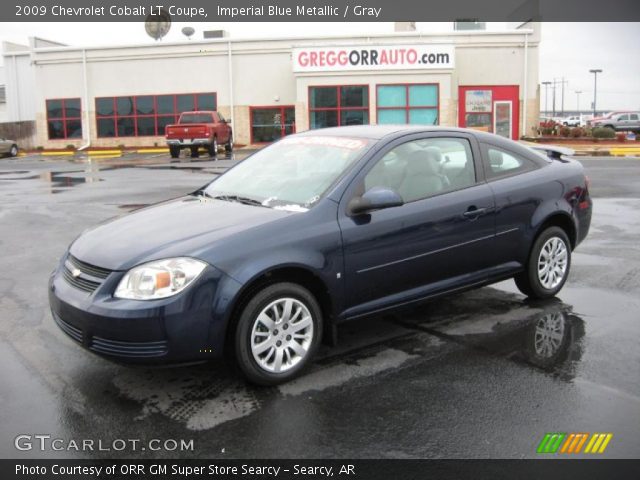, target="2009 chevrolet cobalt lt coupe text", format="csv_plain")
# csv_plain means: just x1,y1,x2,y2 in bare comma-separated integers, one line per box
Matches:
50,126,592,385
